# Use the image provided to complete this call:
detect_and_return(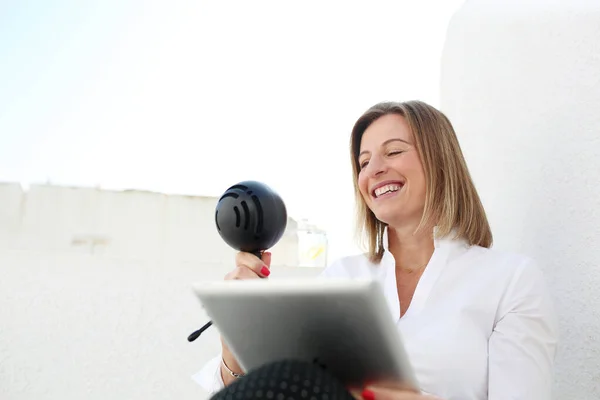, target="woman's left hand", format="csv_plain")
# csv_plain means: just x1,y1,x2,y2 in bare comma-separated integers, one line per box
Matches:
354,386,443,400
